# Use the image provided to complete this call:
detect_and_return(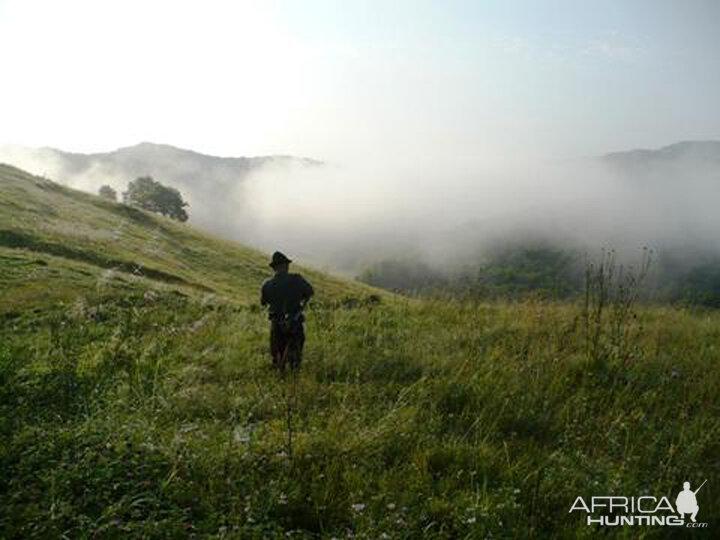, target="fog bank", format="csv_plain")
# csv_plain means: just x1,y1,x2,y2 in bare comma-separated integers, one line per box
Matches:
2,142,720,276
